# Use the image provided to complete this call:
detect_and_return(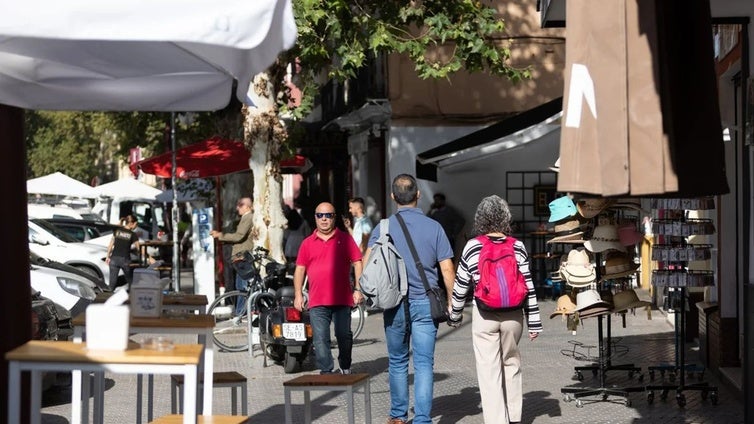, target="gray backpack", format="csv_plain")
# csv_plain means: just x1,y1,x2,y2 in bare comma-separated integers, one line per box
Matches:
359,219,407,309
